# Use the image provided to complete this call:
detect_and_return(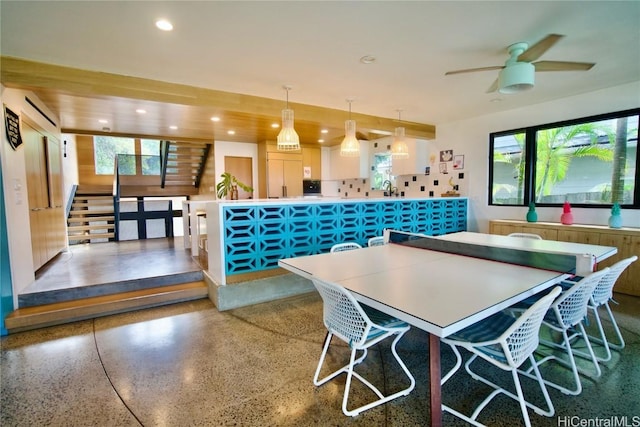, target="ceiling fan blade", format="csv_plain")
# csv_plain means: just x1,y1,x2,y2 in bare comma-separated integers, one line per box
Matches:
518,34,565,62
533,60,596,71
445,65,504,76
486,78,499,93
